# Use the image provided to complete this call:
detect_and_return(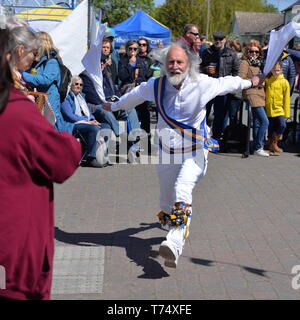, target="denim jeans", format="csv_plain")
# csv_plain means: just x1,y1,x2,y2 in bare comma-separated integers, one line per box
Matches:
73,123,101,159
114,109,141,132
251,106,269,151
268,116,287,136
93,106,141,136
93,106,123,136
